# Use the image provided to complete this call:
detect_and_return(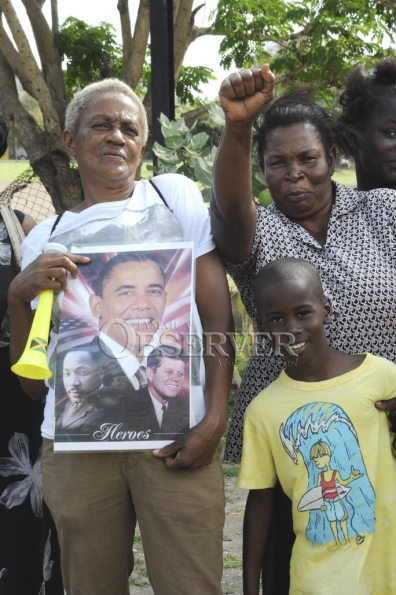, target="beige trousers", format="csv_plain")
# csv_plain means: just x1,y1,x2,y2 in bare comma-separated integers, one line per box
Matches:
42,440,225,595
